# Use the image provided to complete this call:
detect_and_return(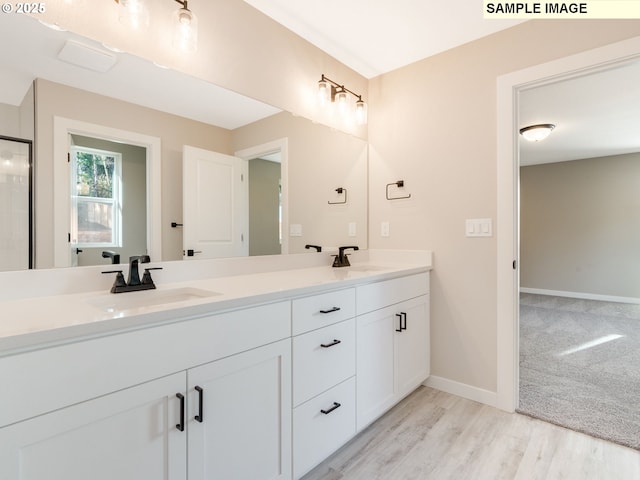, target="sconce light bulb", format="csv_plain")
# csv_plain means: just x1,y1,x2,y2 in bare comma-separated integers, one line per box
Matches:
173,6,198,52
335,89,348,115
355,99,368,125
117,0,150,30
318,79,330,105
